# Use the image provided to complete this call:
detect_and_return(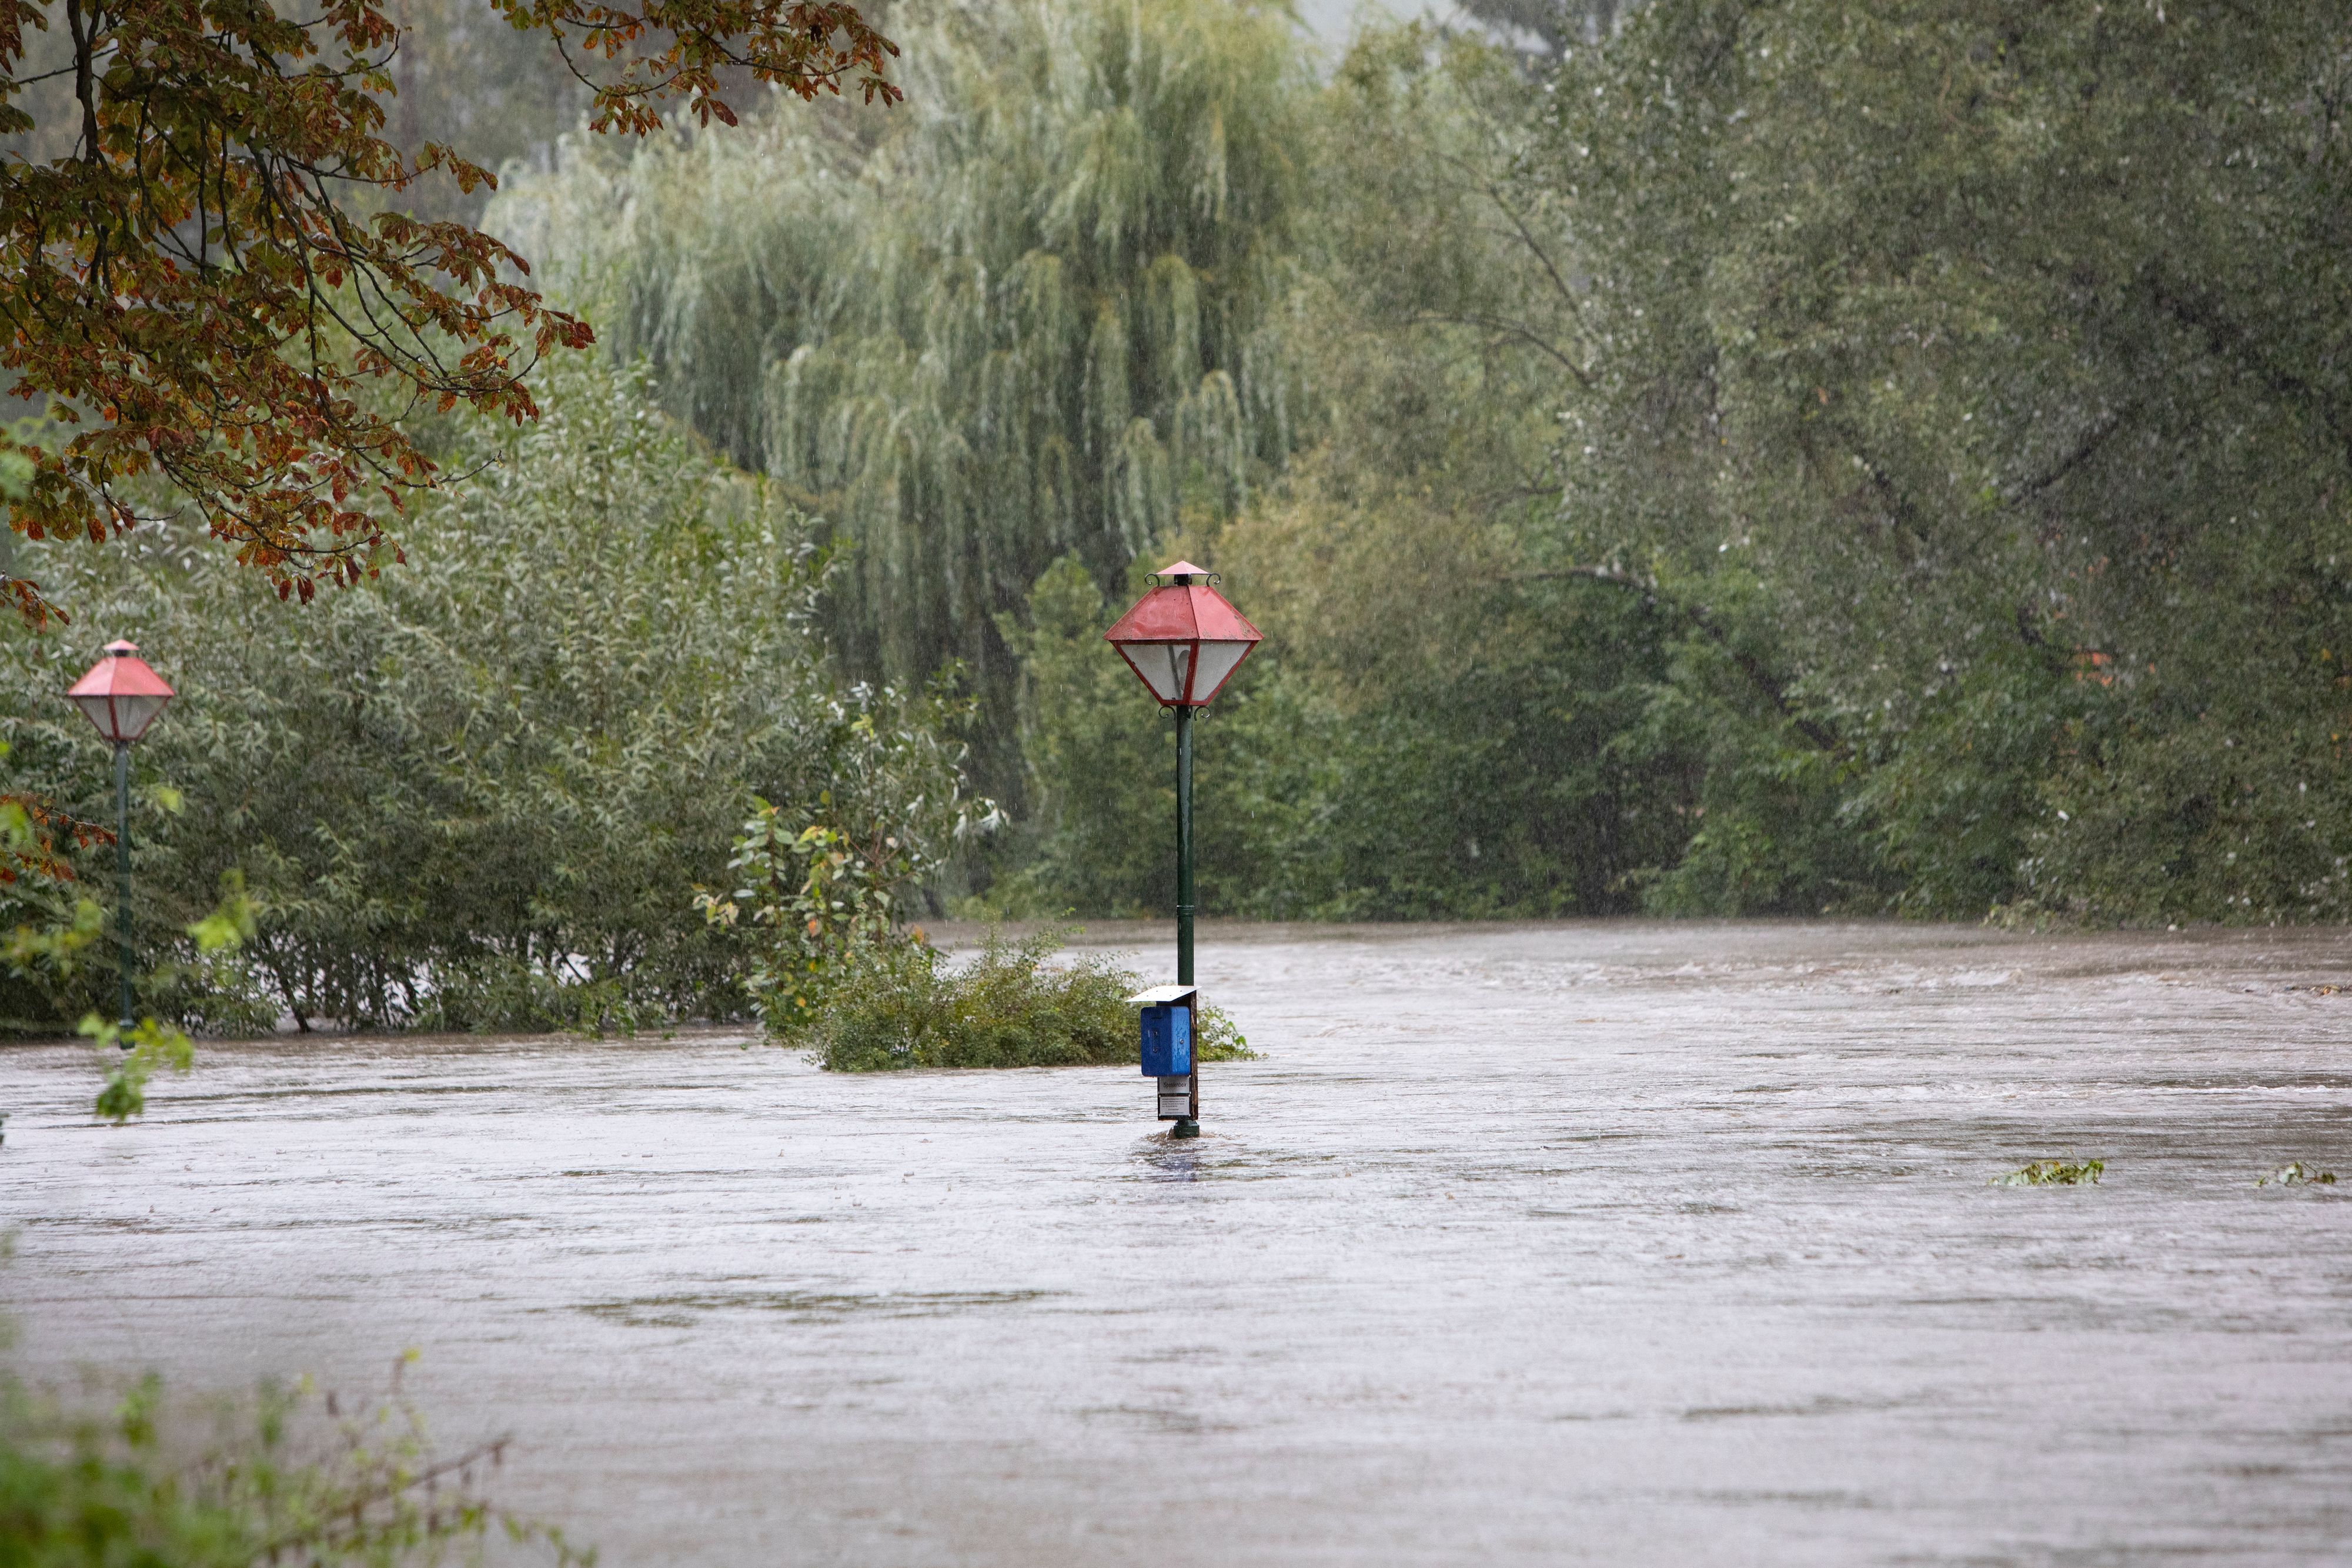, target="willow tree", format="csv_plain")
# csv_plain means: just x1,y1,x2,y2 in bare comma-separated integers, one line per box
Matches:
496,0,1312,784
